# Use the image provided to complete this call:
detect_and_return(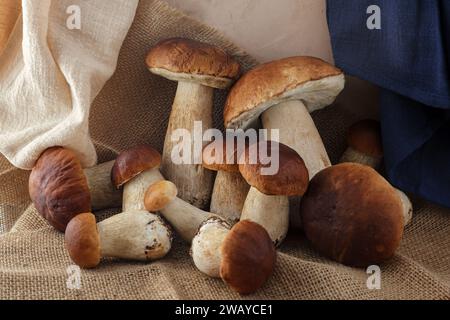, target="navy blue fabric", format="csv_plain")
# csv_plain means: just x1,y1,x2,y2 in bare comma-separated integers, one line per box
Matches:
327,0,450,207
